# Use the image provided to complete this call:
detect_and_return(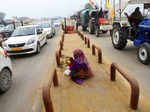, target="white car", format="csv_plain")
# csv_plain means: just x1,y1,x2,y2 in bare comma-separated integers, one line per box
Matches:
39,23,56,39
0,47,12,93
3,25,47,55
